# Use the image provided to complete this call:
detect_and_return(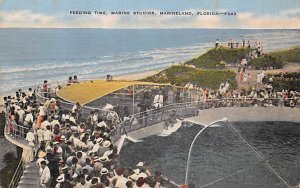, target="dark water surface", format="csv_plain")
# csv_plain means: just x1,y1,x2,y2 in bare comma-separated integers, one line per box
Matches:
120,122,300,187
